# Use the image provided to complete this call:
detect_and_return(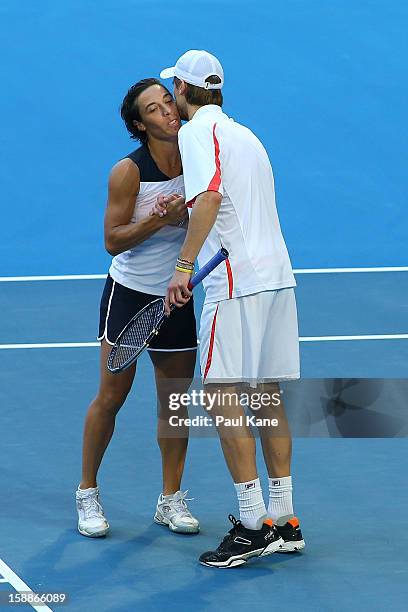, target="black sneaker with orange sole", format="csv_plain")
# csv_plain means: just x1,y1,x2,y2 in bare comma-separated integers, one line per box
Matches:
275,517,305,552
199,514,284,568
